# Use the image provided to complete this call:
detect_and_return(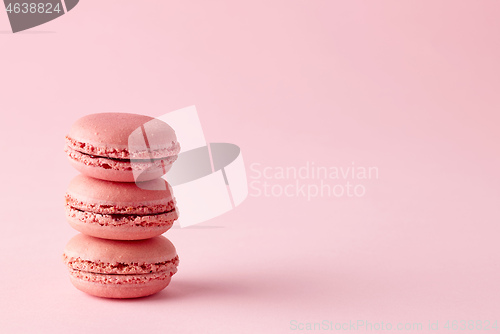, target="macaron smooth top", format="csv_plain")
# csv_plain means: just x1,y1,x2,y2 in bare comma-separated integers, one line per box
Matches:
65,174,176,214
65,112,180,160
63,234,178,266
